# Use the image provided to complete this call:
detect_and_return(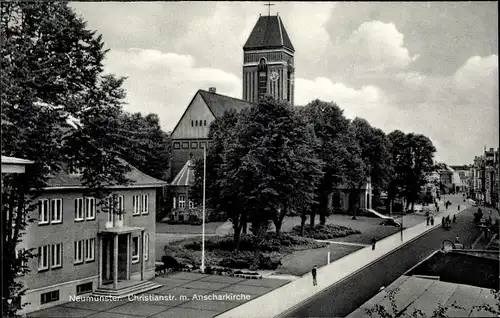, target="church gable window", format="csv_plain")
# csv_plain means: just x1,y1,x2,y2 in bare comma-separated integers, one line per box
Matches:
190,142,198,149
173,142,180,149
181,142,189,149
